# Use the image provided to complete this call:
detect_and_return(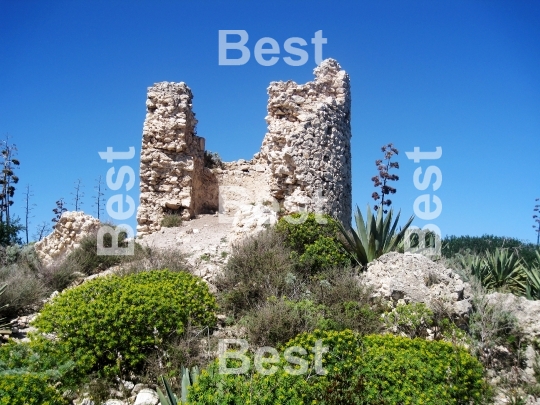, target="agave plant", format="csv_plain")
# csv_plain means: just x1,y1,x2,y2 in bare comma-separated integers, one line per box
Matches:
337,205,414,267
482,248,527,295
457,252,489,283
525,249,540,300
157,365,199,405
